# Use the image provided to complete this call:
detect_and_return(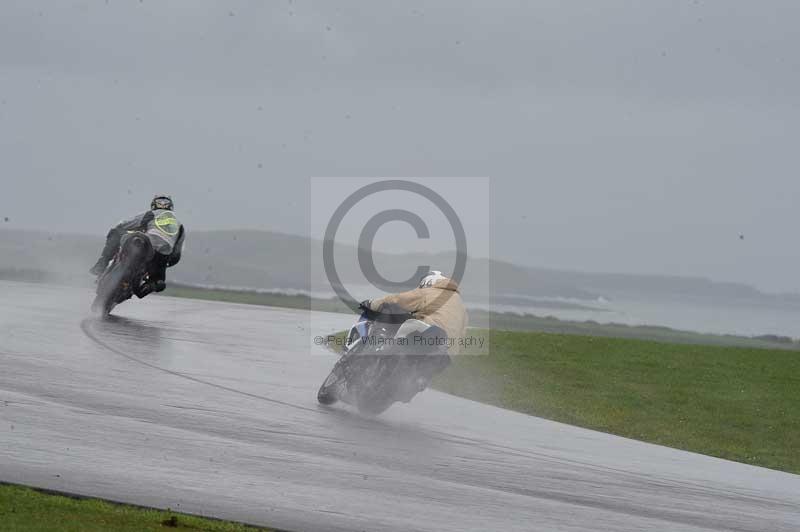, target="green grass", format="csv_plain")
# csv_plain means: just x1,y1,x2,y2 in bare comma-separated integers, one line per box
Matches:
0,484,270,532
433,329,800,473
470,310,800,350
